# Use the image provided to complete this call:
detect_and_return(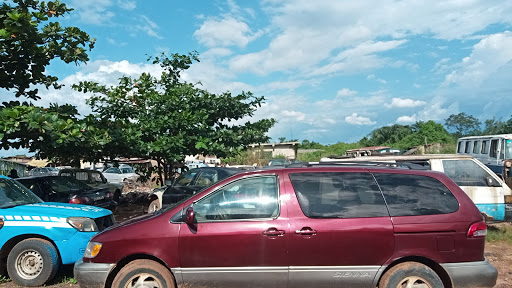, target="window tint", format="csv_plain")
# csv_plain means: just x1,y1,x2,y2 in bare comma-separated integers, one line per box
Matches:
506,140,512,159
442,160,491,187
481,140,488,154
374,173,459,216
289,172,388,218
194,176,279,221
